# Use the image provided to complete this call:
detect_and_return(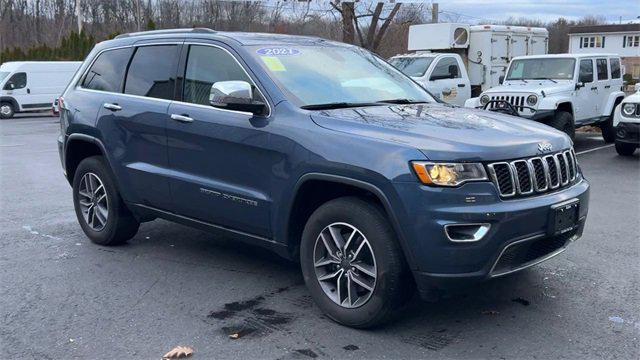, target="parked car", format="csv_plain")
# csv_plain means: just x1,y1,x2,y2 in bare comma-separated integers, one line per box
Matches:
58,29,589,328
0,61,81,119
613,90,640,156
404,23,548,97
465,54,625,141
389,52,471,106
